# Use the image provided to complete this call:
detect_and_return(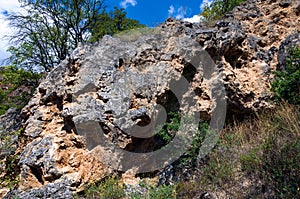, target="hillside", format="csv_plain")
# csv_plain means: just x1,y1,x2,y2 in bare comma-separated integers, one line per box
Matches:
0,0,299,198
